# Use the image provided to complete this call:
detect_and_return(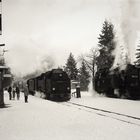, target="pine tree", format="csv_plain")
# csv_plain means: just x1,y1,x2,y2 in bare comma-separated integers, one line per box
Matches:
79,61,90,91
65,53,78,80
135,41,140,67
96,20,116,70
